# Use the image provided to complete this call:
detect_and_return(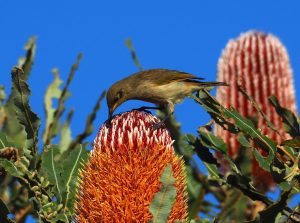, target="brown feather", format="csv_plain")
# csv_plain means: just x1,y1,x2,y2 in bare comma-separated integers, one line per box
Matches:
131,69,205,85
